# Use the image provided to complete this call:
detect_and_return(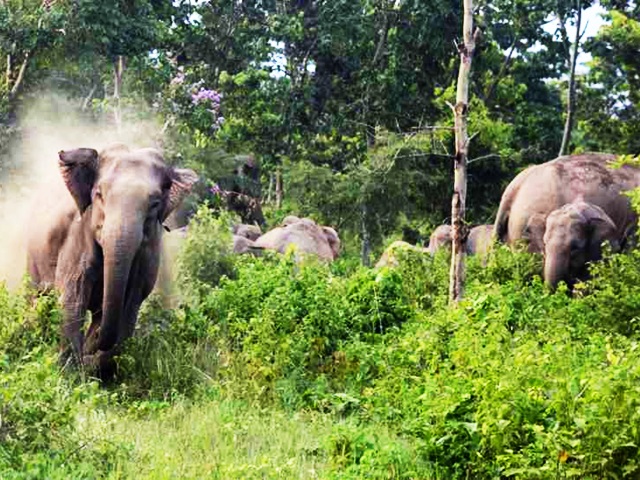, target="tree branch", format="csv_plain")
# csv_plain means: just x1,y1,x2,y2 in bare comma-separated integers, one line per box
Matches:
9,52,29,98
558,0,582,156
484,36,518,101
